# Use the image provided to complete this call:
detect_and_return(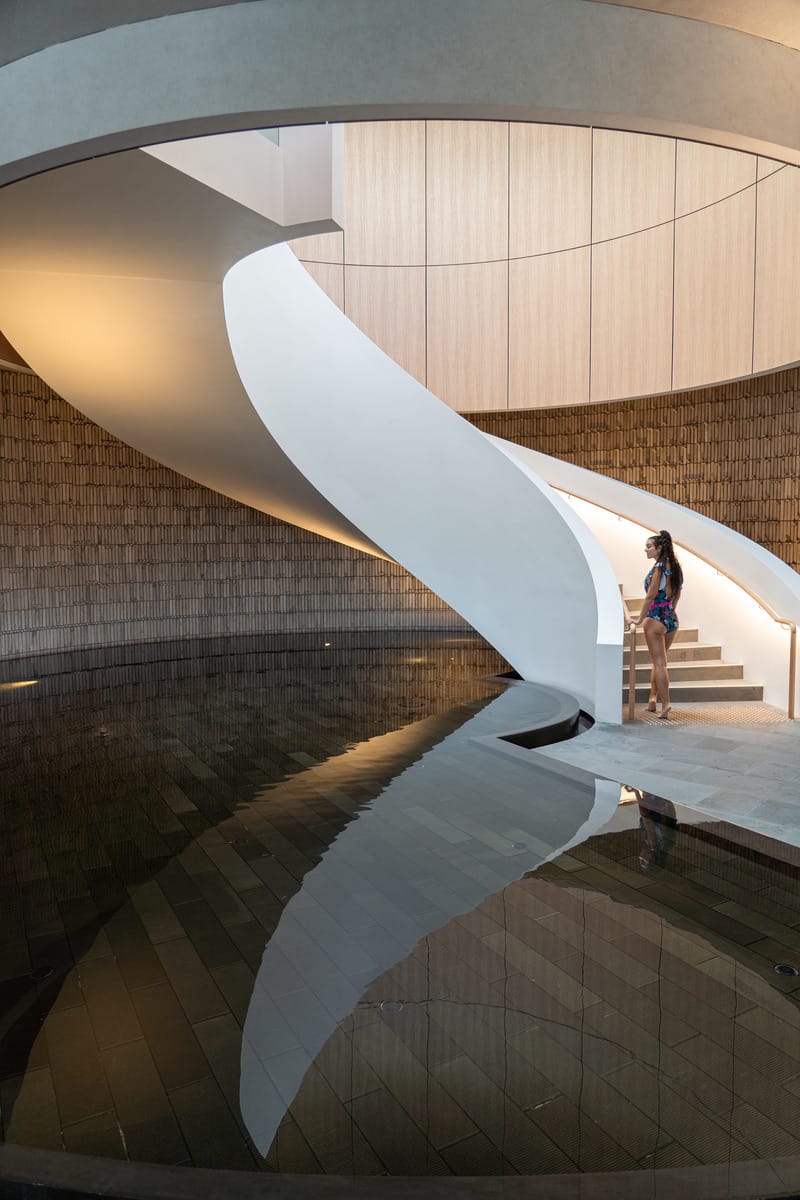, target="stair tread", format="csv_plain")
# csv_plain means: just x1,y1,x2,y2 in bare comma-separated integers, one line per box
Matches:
623,628,700,638
624,682,764,696
627,657,736,667
633,662,748,672
652,678,762,688
623,647,723,660
623,642,720,651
